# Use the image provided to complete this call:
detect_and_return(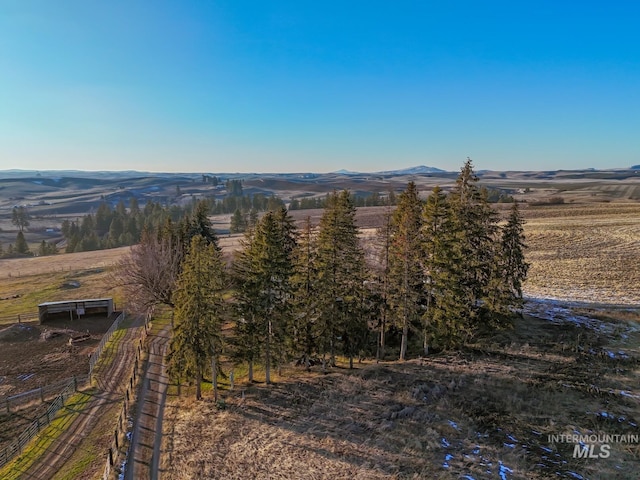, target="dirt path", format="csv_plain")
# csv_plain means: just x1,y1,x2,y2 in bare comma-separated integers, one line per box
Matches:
13,316,144,480
125,325,171,480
